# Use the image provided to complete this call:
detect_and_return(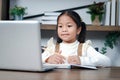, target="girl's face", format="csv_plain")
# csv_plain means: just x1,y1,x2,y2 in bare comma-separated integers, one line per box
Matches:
57,14,81,43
